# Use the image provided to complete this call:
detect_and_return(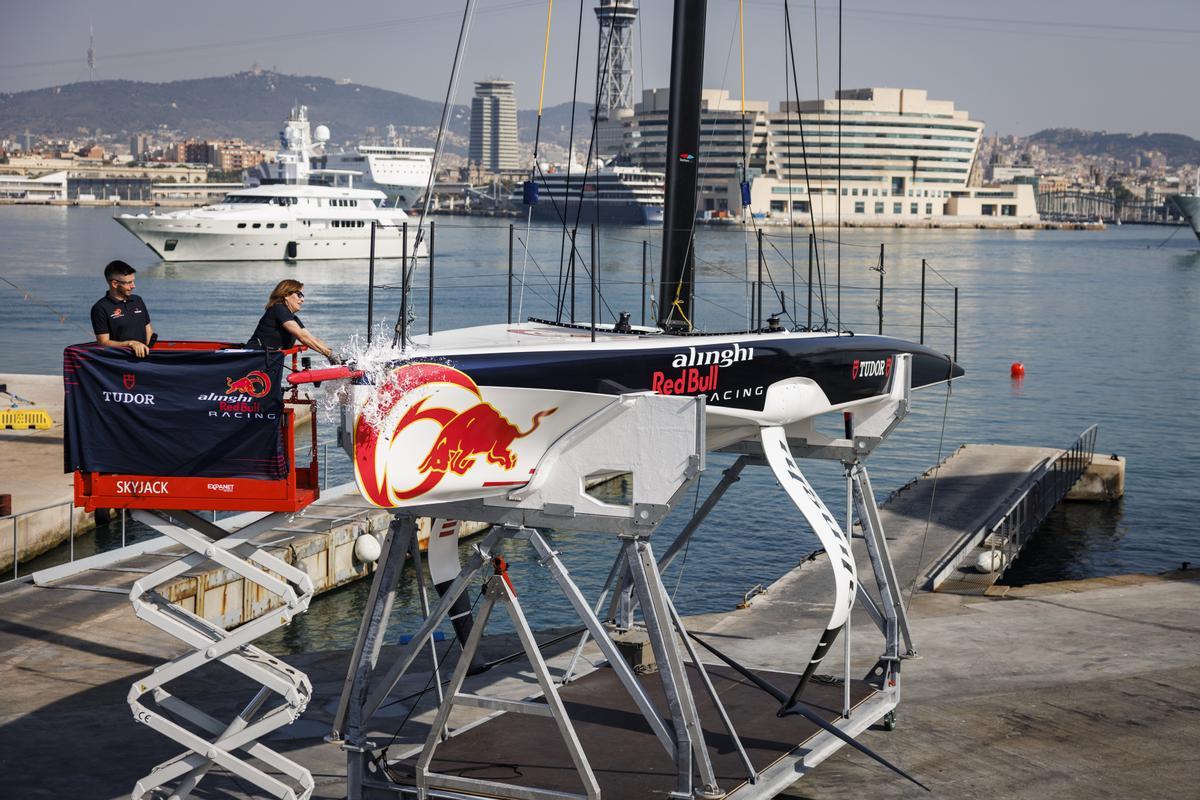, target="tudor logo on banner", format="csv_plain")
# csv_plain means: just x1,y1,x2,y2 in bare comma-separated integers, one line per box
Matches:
123,373,136,390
